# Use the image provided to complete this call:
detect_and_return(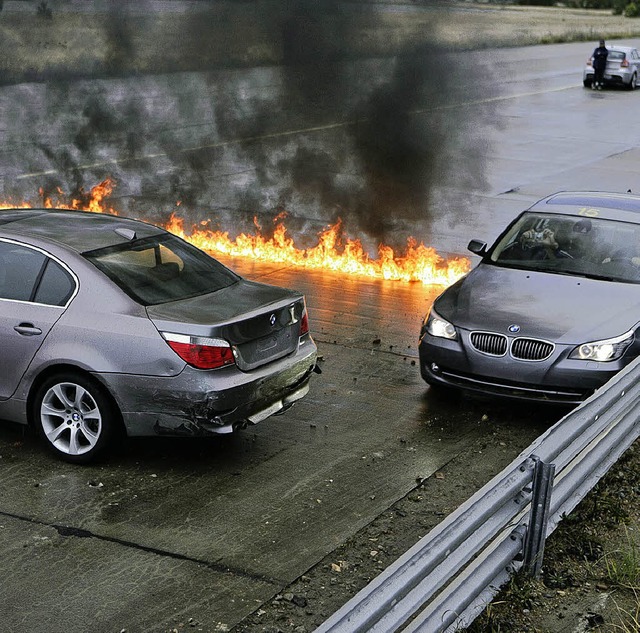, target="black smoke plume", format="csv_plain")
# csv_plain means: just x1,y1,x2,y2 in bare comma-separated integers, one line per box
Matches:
269,1,491,243
3,1,493,248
